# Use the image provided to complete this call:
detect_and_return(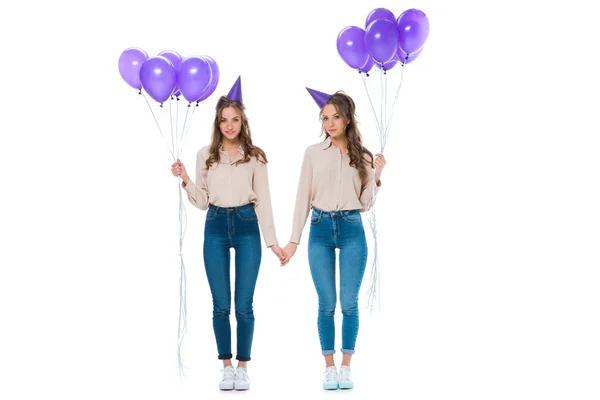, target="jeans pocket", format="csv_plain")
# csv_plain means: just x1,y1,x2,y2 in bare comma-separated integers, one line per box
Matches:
206,207,219,220
341,210,361,223
236,206,257,221
310,209,322,224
